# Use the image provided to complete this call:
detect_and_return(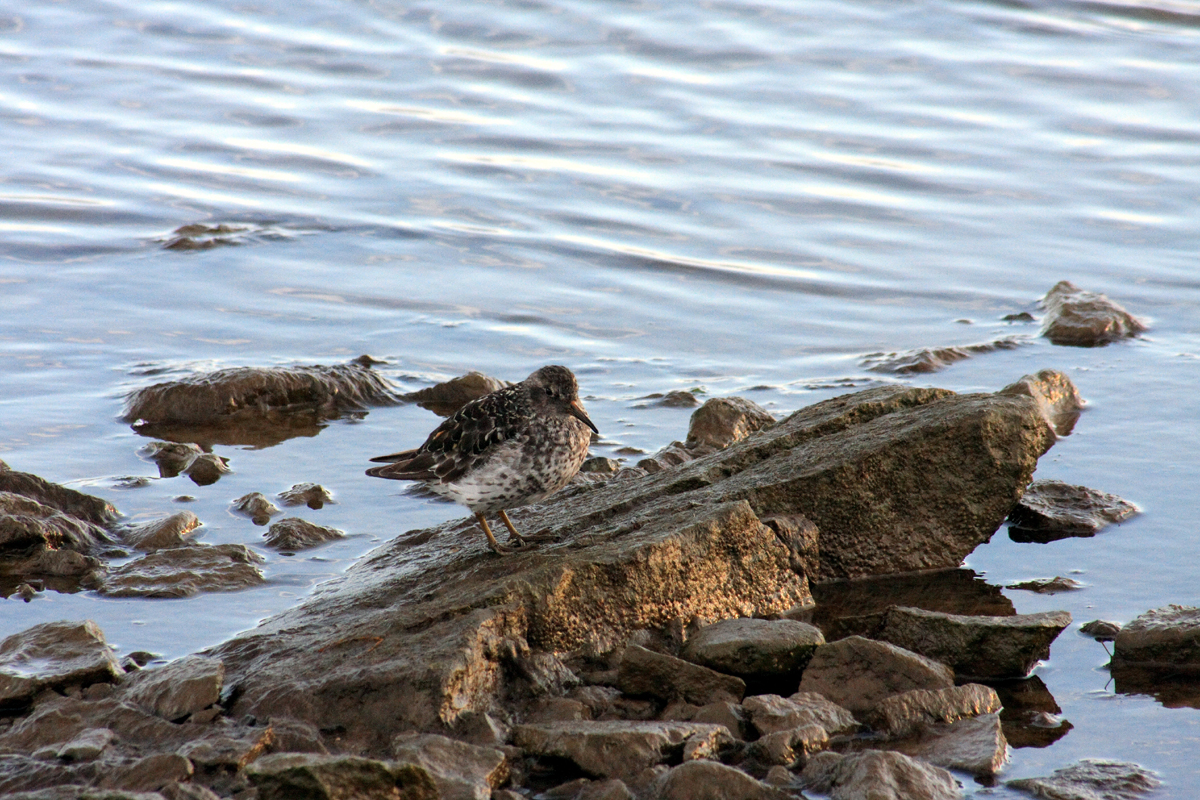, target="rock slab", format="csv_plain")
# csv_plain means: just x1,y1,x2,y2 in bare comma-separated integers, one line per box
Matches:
680,618,824,682
0,620,123,707
797,636,954,713
511,720,732,779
